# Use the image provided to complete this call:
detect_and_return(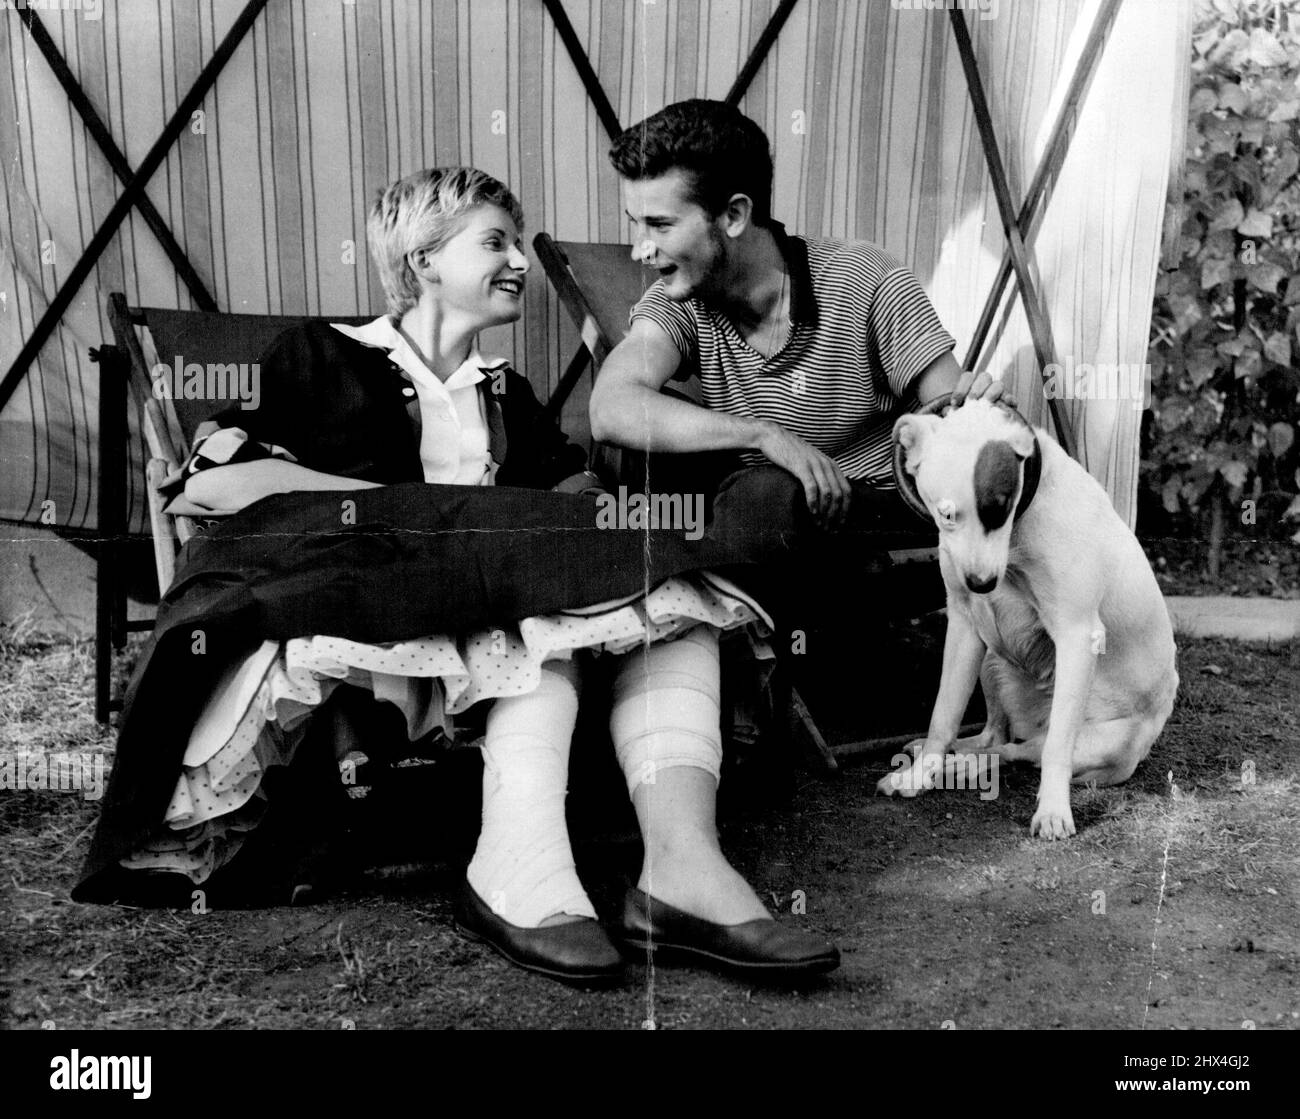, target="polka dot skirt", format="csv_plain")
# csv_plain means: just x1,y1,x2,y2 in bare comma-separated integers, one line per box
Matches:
122,573,770,882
